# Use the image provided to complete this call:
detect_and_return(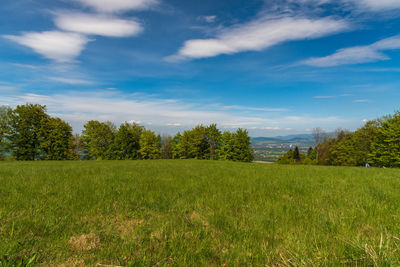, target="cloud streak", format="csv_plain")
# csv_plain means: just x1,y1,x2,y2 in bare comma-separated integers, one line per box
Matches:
4,31,90,62
303,35,400,67
75,0,159,13
0,90,354,135
353,0,400,11
49,77,95,85
167,16,349,61
54,13,143,37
